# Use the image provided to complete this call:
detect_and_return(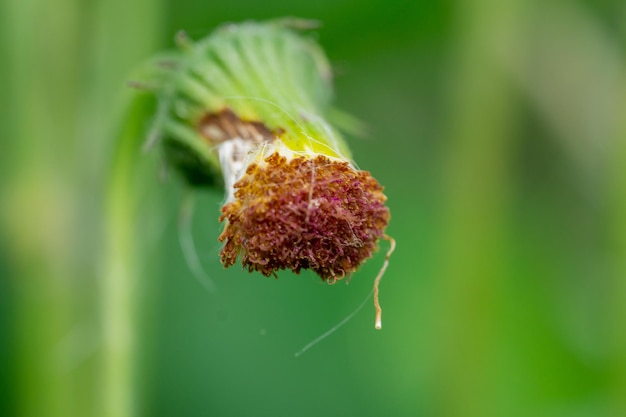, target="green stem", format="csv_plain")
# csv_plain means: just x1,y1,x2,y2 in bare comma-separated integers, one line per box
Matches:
102,135,138,417
84,0,162,415
101,94,162,417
